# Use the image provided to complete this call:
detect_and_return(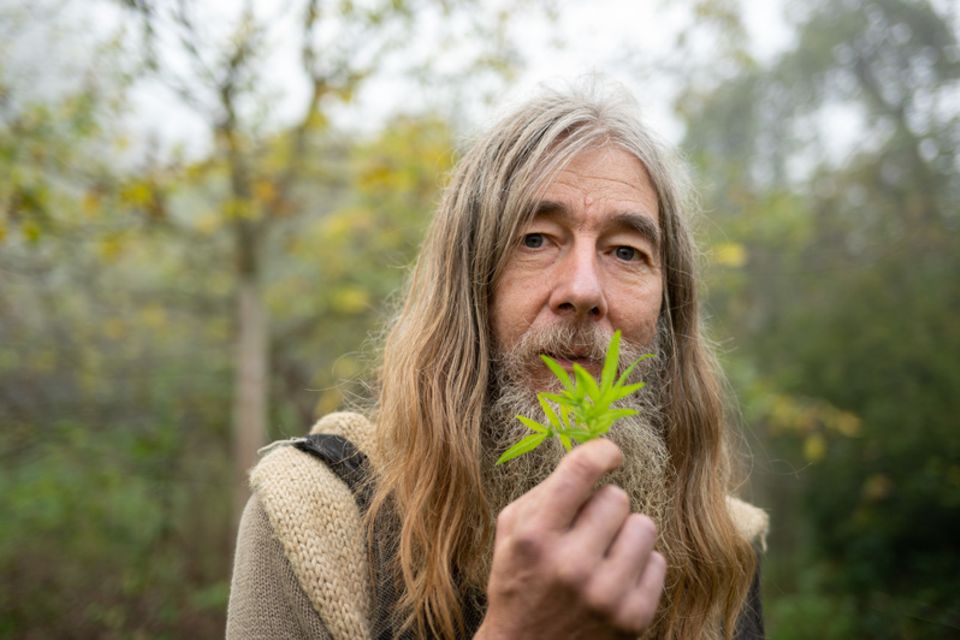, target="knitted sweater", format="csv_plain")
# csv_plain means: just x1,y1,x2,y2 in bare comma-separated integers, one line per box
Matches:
226,412,769,639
